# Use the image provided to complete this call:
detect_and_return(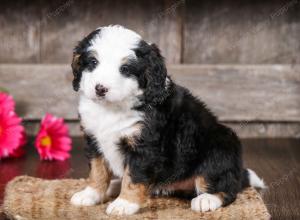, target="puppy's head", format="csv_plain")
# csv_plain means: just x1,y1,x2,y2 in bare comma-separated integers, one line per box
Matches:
71,25,169,105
